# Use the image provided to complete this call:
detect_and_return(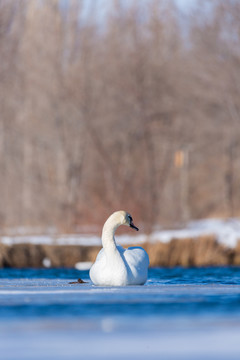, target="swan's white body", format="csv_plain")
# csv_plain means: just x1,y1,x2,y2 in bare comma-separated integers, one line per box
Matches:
90,211,149,286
